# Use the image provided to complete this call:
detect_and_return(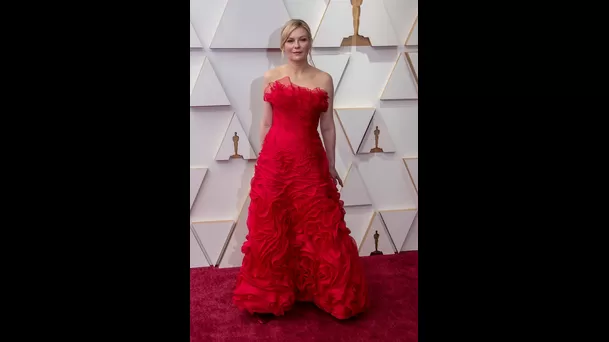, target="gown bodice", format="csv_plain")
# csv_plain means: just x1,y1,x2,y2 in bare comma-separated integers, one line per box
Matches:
263,76,329,141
